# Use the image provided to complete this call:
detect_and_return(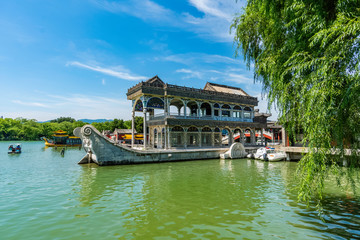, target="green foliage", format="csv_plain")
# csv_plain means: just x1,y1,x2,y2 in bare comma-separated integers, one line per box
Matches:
0,117,144,141
232,0,360,205
50,117,76,123
0,118,133,141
